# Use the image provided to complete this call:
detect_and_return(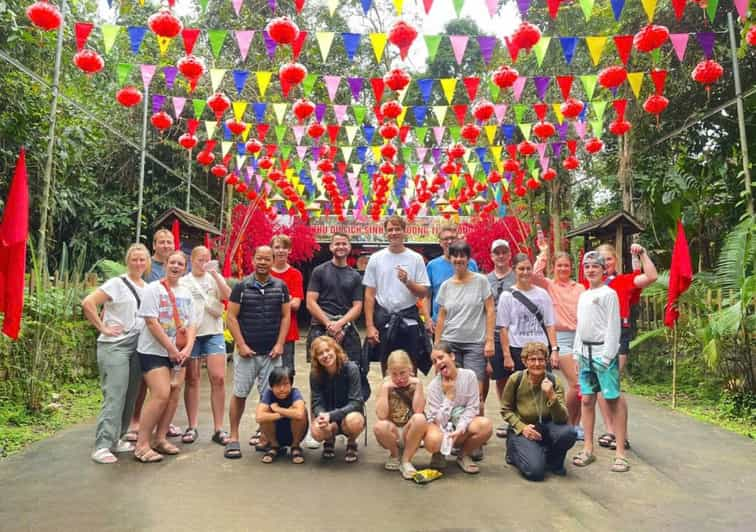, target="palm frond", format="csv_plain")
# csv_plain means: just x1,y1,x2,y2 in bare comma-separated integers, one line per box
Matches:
716,218,755,291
